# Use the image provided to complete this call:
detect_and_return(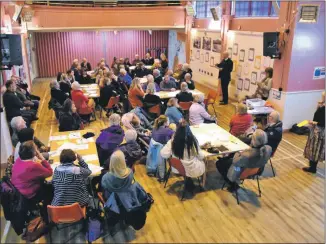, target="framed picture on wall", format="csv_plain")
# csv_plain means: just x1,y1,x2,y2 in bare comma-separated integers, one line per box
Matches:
248,48,255,61
237,78,243,91
251,71,258,85
244,78,250,91
228,47,232,57
254,56,261,70
244,62,250,75
212,39,222,52
202,37,212,51
210,56,215,67
205,52,209,62
237,64,242,77
196,50,200,59
200,53,204,63
193,36,201,49
233,43,238,55
260,72,266,80
239,49,245,62
263,56,271,68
